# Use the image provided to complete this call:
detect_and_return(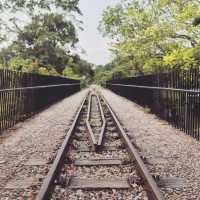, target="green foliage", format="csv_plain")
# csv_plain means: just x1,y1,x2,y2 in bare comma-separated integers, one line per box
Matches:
0,0,81,43
63,67,82,80
2,13,79,74
99,0,200,76
63,56,94,87
10,57,33,72
0,0,93,85
8,57,59,75
94,63,130,85
111,65,130,79
94,70,112,86
164,47,200,70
